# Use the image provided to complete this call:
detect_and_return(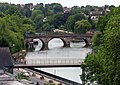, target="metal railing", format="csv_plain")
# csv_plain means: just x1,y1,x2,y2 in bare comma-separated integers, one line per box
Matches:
26,58,84,66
